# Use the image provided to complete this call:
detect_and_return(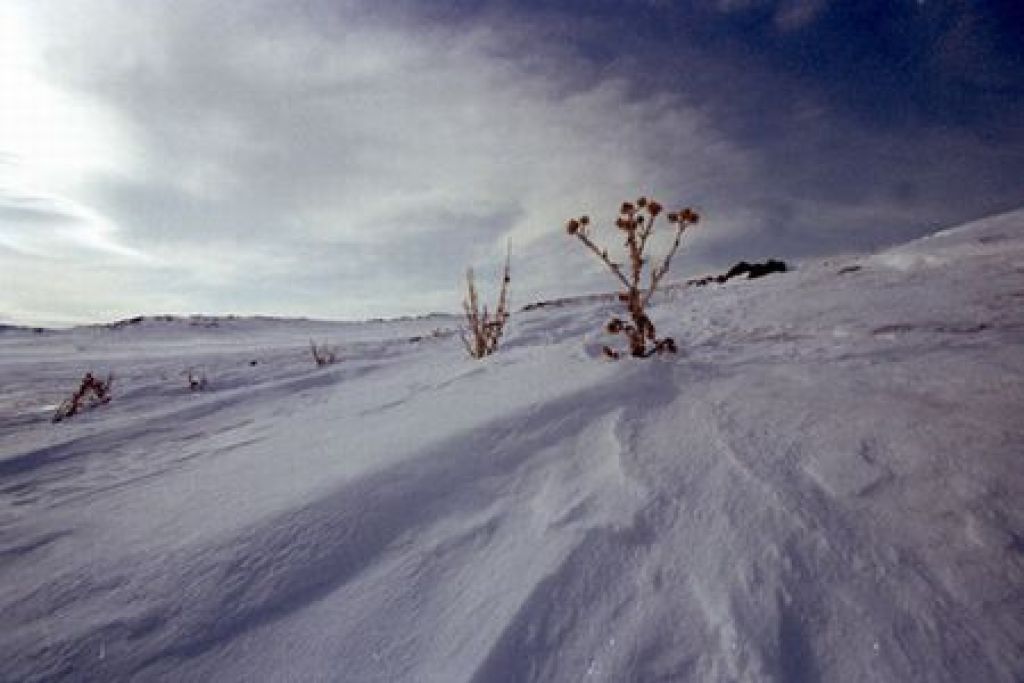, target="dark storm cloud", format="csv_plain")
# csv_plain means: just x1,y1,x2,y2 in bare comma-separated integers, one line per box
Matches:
424,0,1024,268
